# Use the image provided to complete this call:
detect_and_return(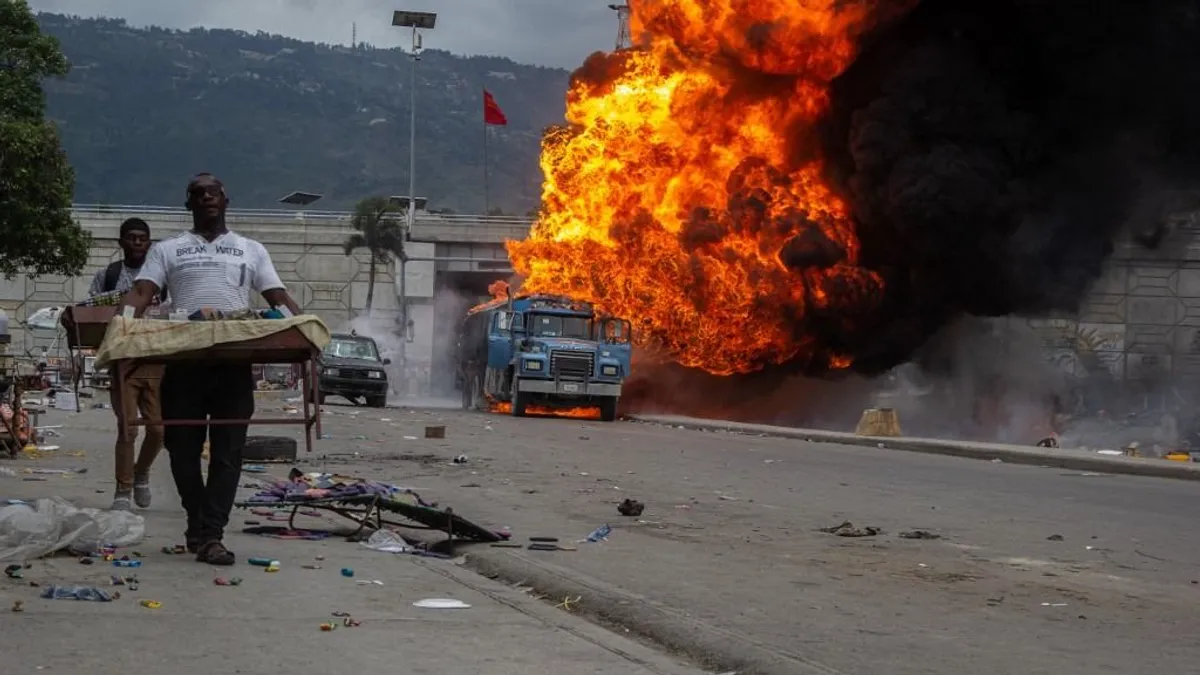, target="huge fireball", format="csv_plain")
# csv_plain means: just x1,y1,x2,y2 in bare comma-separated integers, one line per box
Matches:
506,1,915,376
